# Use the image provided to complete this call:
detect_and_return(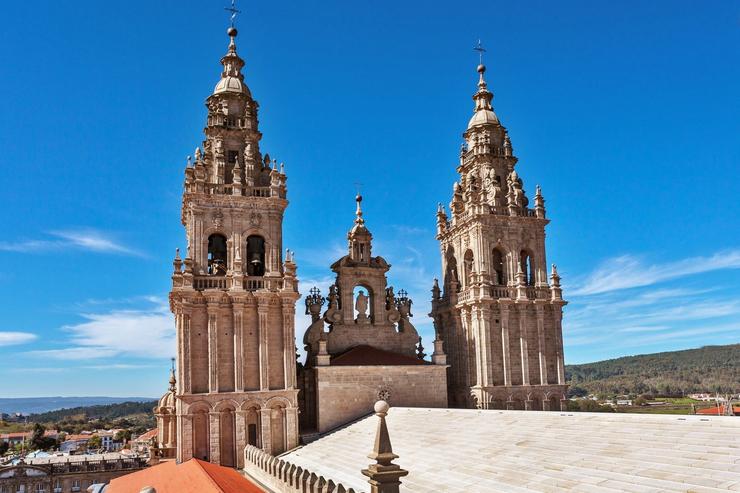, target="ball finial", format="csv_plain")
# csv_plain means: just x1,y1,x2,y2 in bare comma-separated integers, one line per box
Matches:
477,64,486,74
374,400,390,415
227,27,238,37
